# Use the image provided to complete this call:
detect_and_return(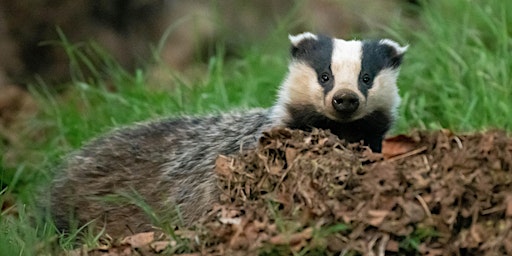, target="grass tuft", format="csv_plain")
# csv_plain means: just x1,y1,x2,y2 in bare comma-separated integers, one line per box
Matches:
393,0,512,132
